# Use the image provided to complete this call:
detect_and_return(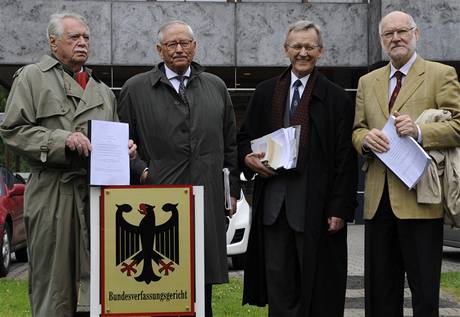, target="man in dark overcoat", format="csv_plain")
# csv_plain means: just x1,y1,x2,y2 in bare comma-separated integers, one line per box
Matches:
238,20,357,317
118,20,239,317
